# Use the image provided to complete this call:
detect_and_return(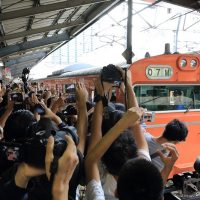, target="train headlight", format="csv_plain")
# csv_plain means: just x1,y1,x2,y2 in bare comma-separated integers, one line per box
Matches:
190,59,198,68
180,59,187,68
